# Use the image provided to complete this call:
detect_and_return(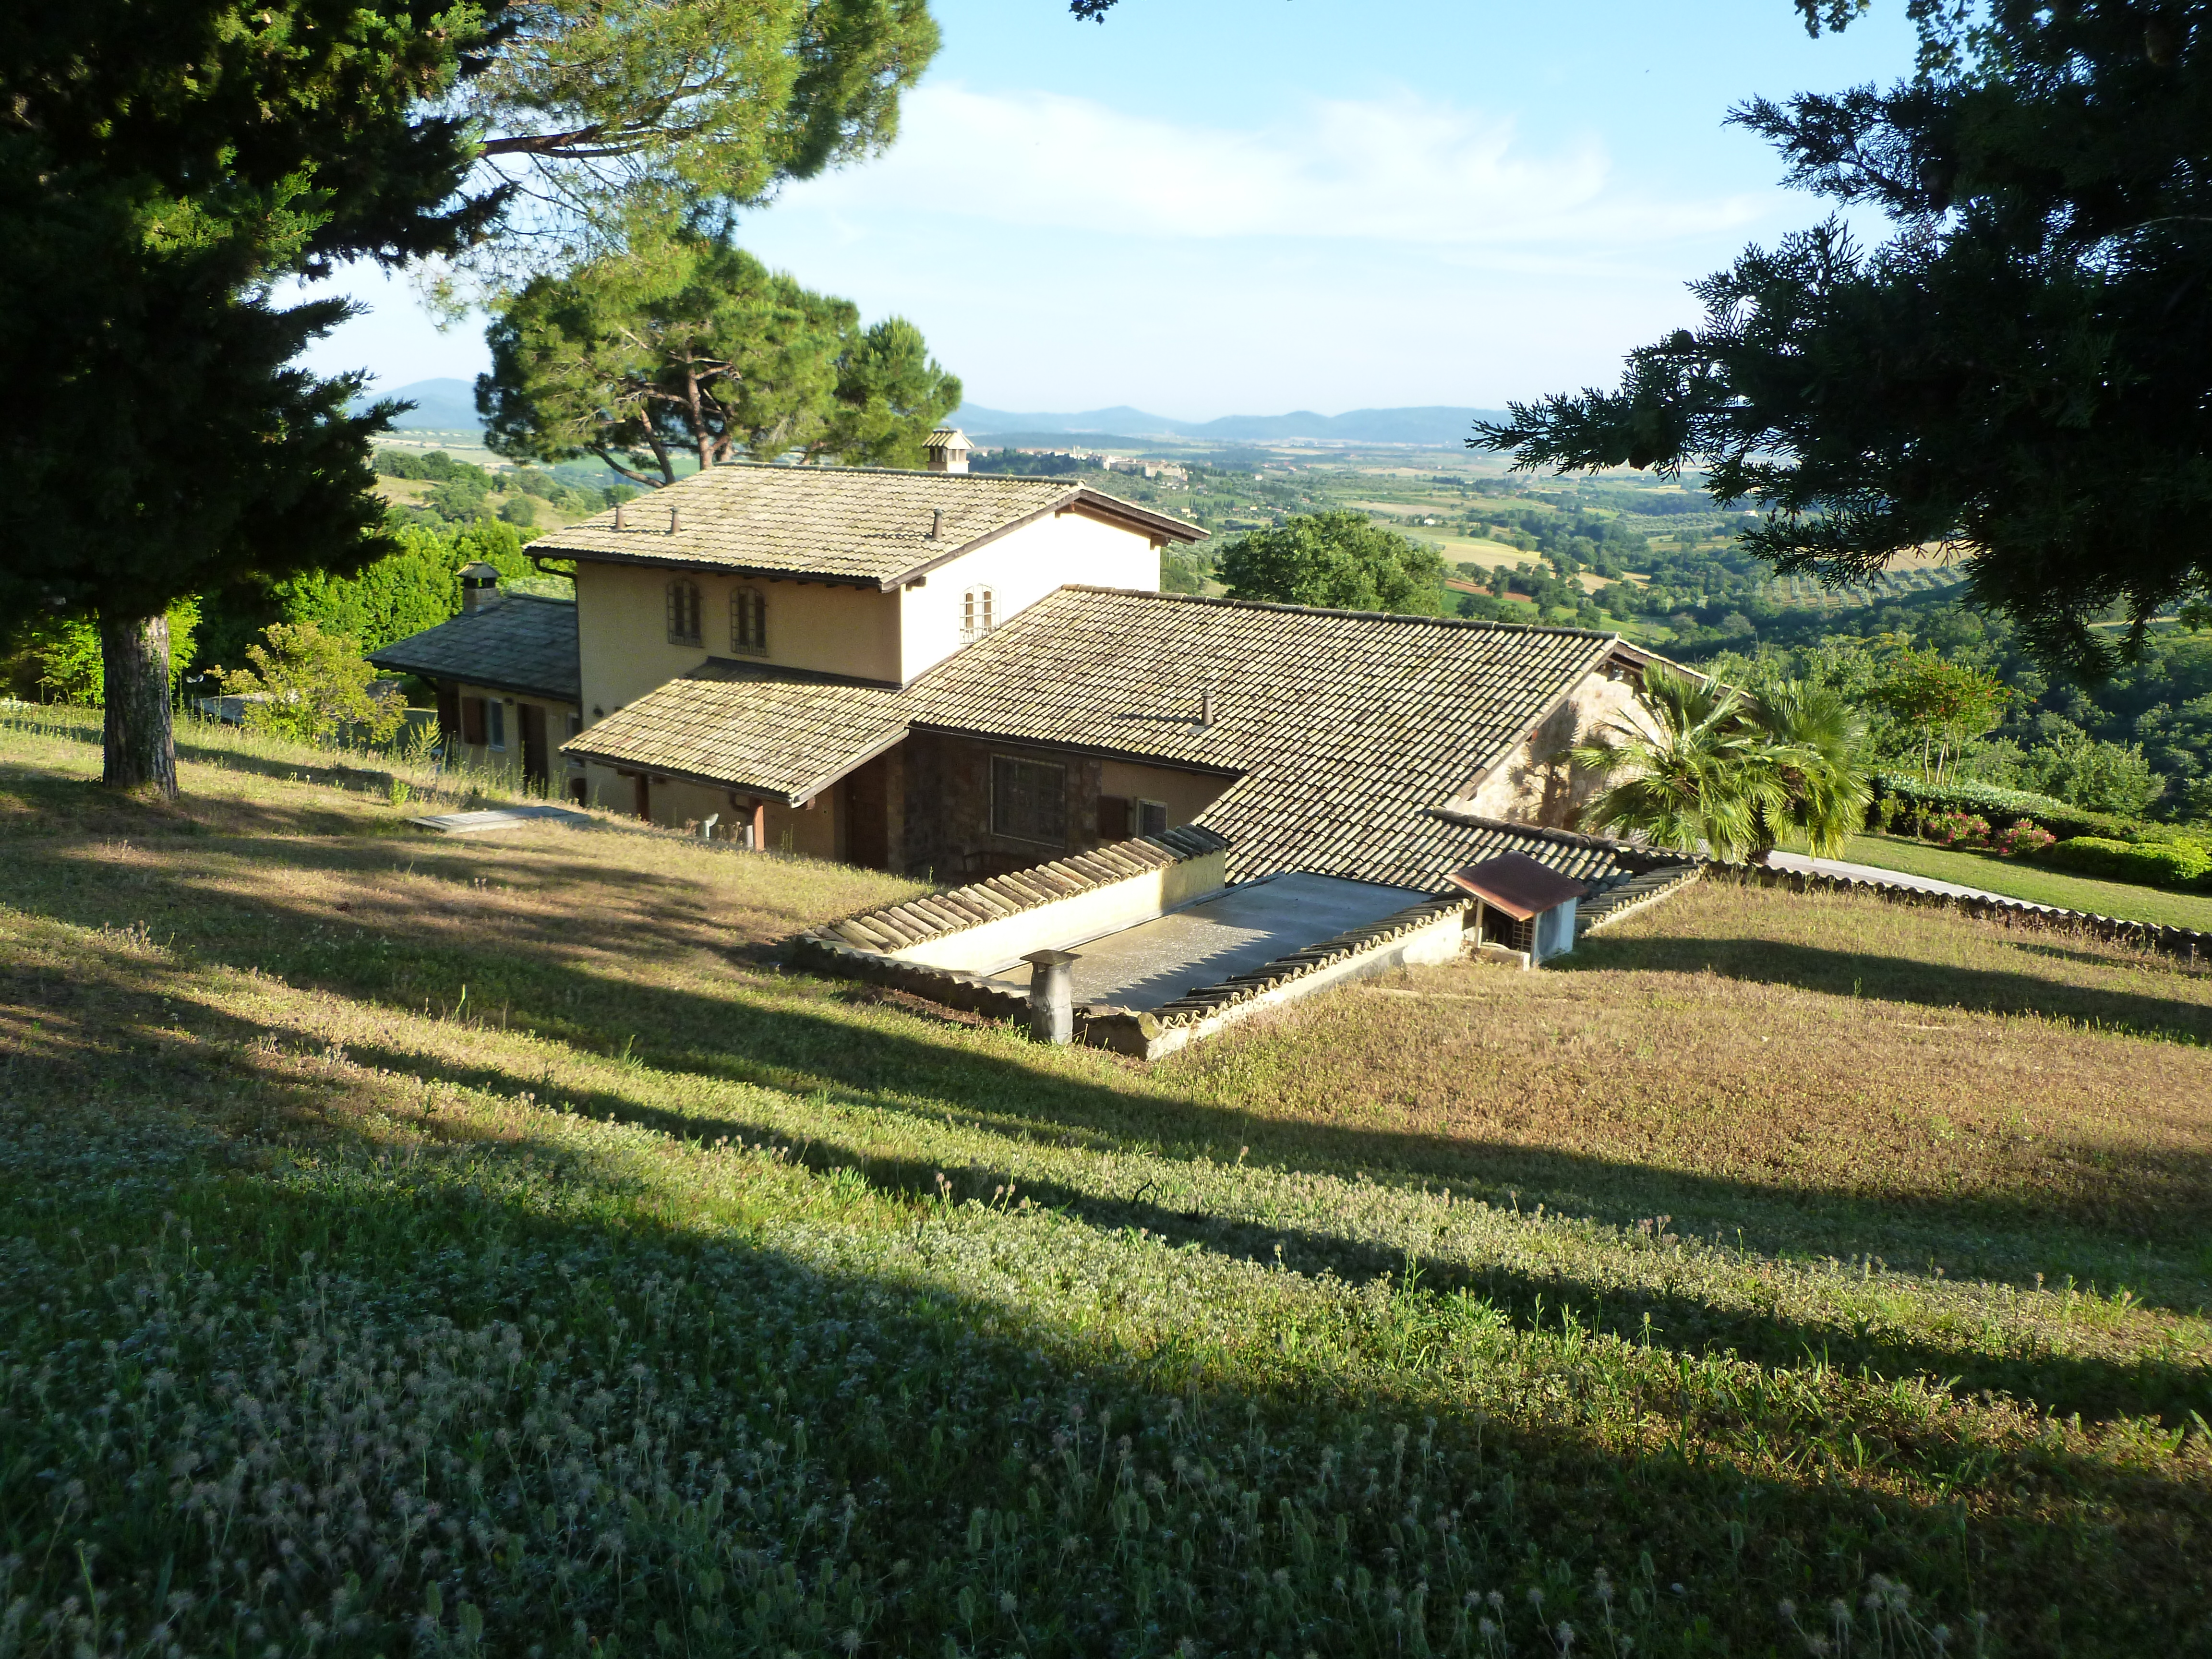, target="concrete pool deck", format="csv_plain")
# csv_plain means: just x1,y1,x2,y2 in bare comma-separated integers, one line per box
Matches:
988,871,1431,1010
